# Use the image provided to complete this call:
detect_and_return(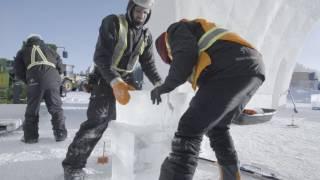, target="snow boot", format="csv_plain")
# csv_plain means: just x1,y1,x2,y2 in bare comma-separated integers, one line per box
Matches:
219,164,241,180
64,166,85,180
54,129,68,142
20,136,38,144
22,115,39,143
